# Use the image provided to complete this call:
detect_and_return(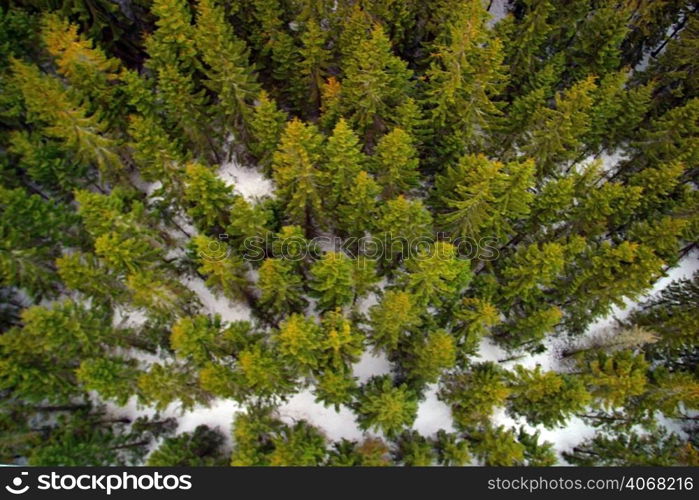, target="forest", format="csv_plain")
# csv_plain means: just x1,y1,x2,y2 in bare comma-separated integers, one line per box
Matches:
0,0,698,466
